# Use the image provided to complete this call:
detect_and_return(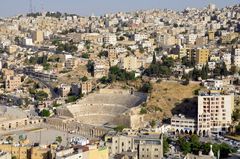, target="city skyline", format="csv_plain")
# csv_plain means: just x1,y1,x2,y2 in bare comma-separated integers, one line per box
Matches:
0,0,239,17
